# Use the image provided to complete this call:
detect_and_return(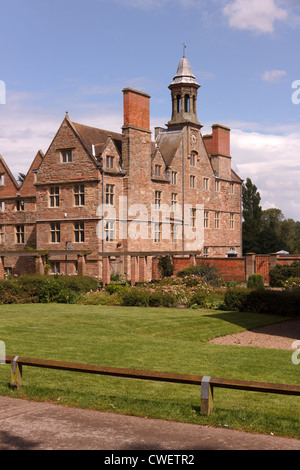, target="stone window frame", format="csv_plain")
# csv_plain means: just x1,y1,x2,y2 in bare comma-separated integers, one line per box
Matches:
104,221,115,241
190,175,196,189
50,261,60,274
15,225,25,244
214,212,220,229
230,213,234,230
50,222,61,243
215,179,220,192
229,182,234,194
203,177,209,191
61,149,72,163
74,184,85,206
105,184,115,206
154,190,162,210
16,199,25,211
0,225,4,244
154,164,161,177
189,153,196,167
171,171,177,185
154,222,161,243
171,223,178,243
49,186,60,208
171,193,177,211
74,222,85,243
106,155,114,169
190,207,196,228
204,211,209,229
